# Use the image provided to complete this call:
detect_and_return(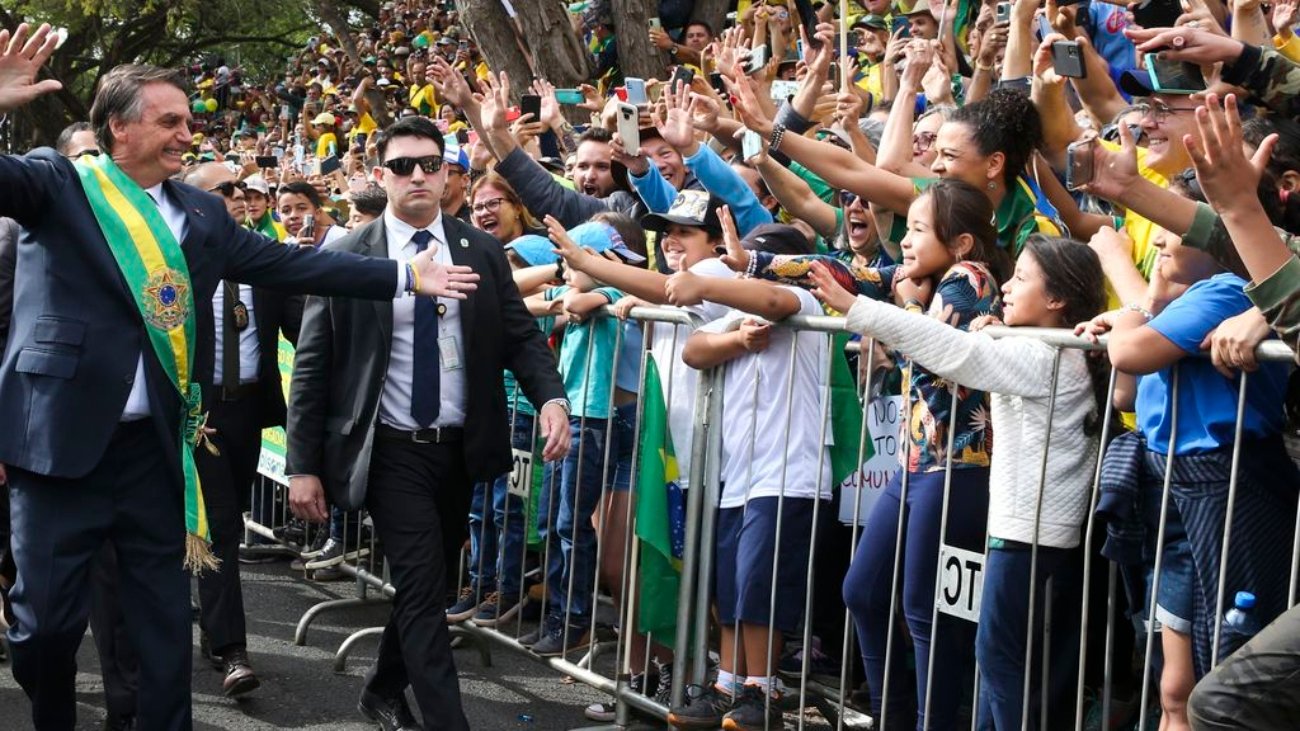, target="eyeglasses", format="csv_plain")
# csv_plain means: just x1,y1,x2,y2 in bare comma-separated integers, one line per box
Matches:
382,155,443,176
68,149,100,158
1134,101,1197,125
208,180,247,197
913,131,937,153
471,197,506,214
840,190,861,207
